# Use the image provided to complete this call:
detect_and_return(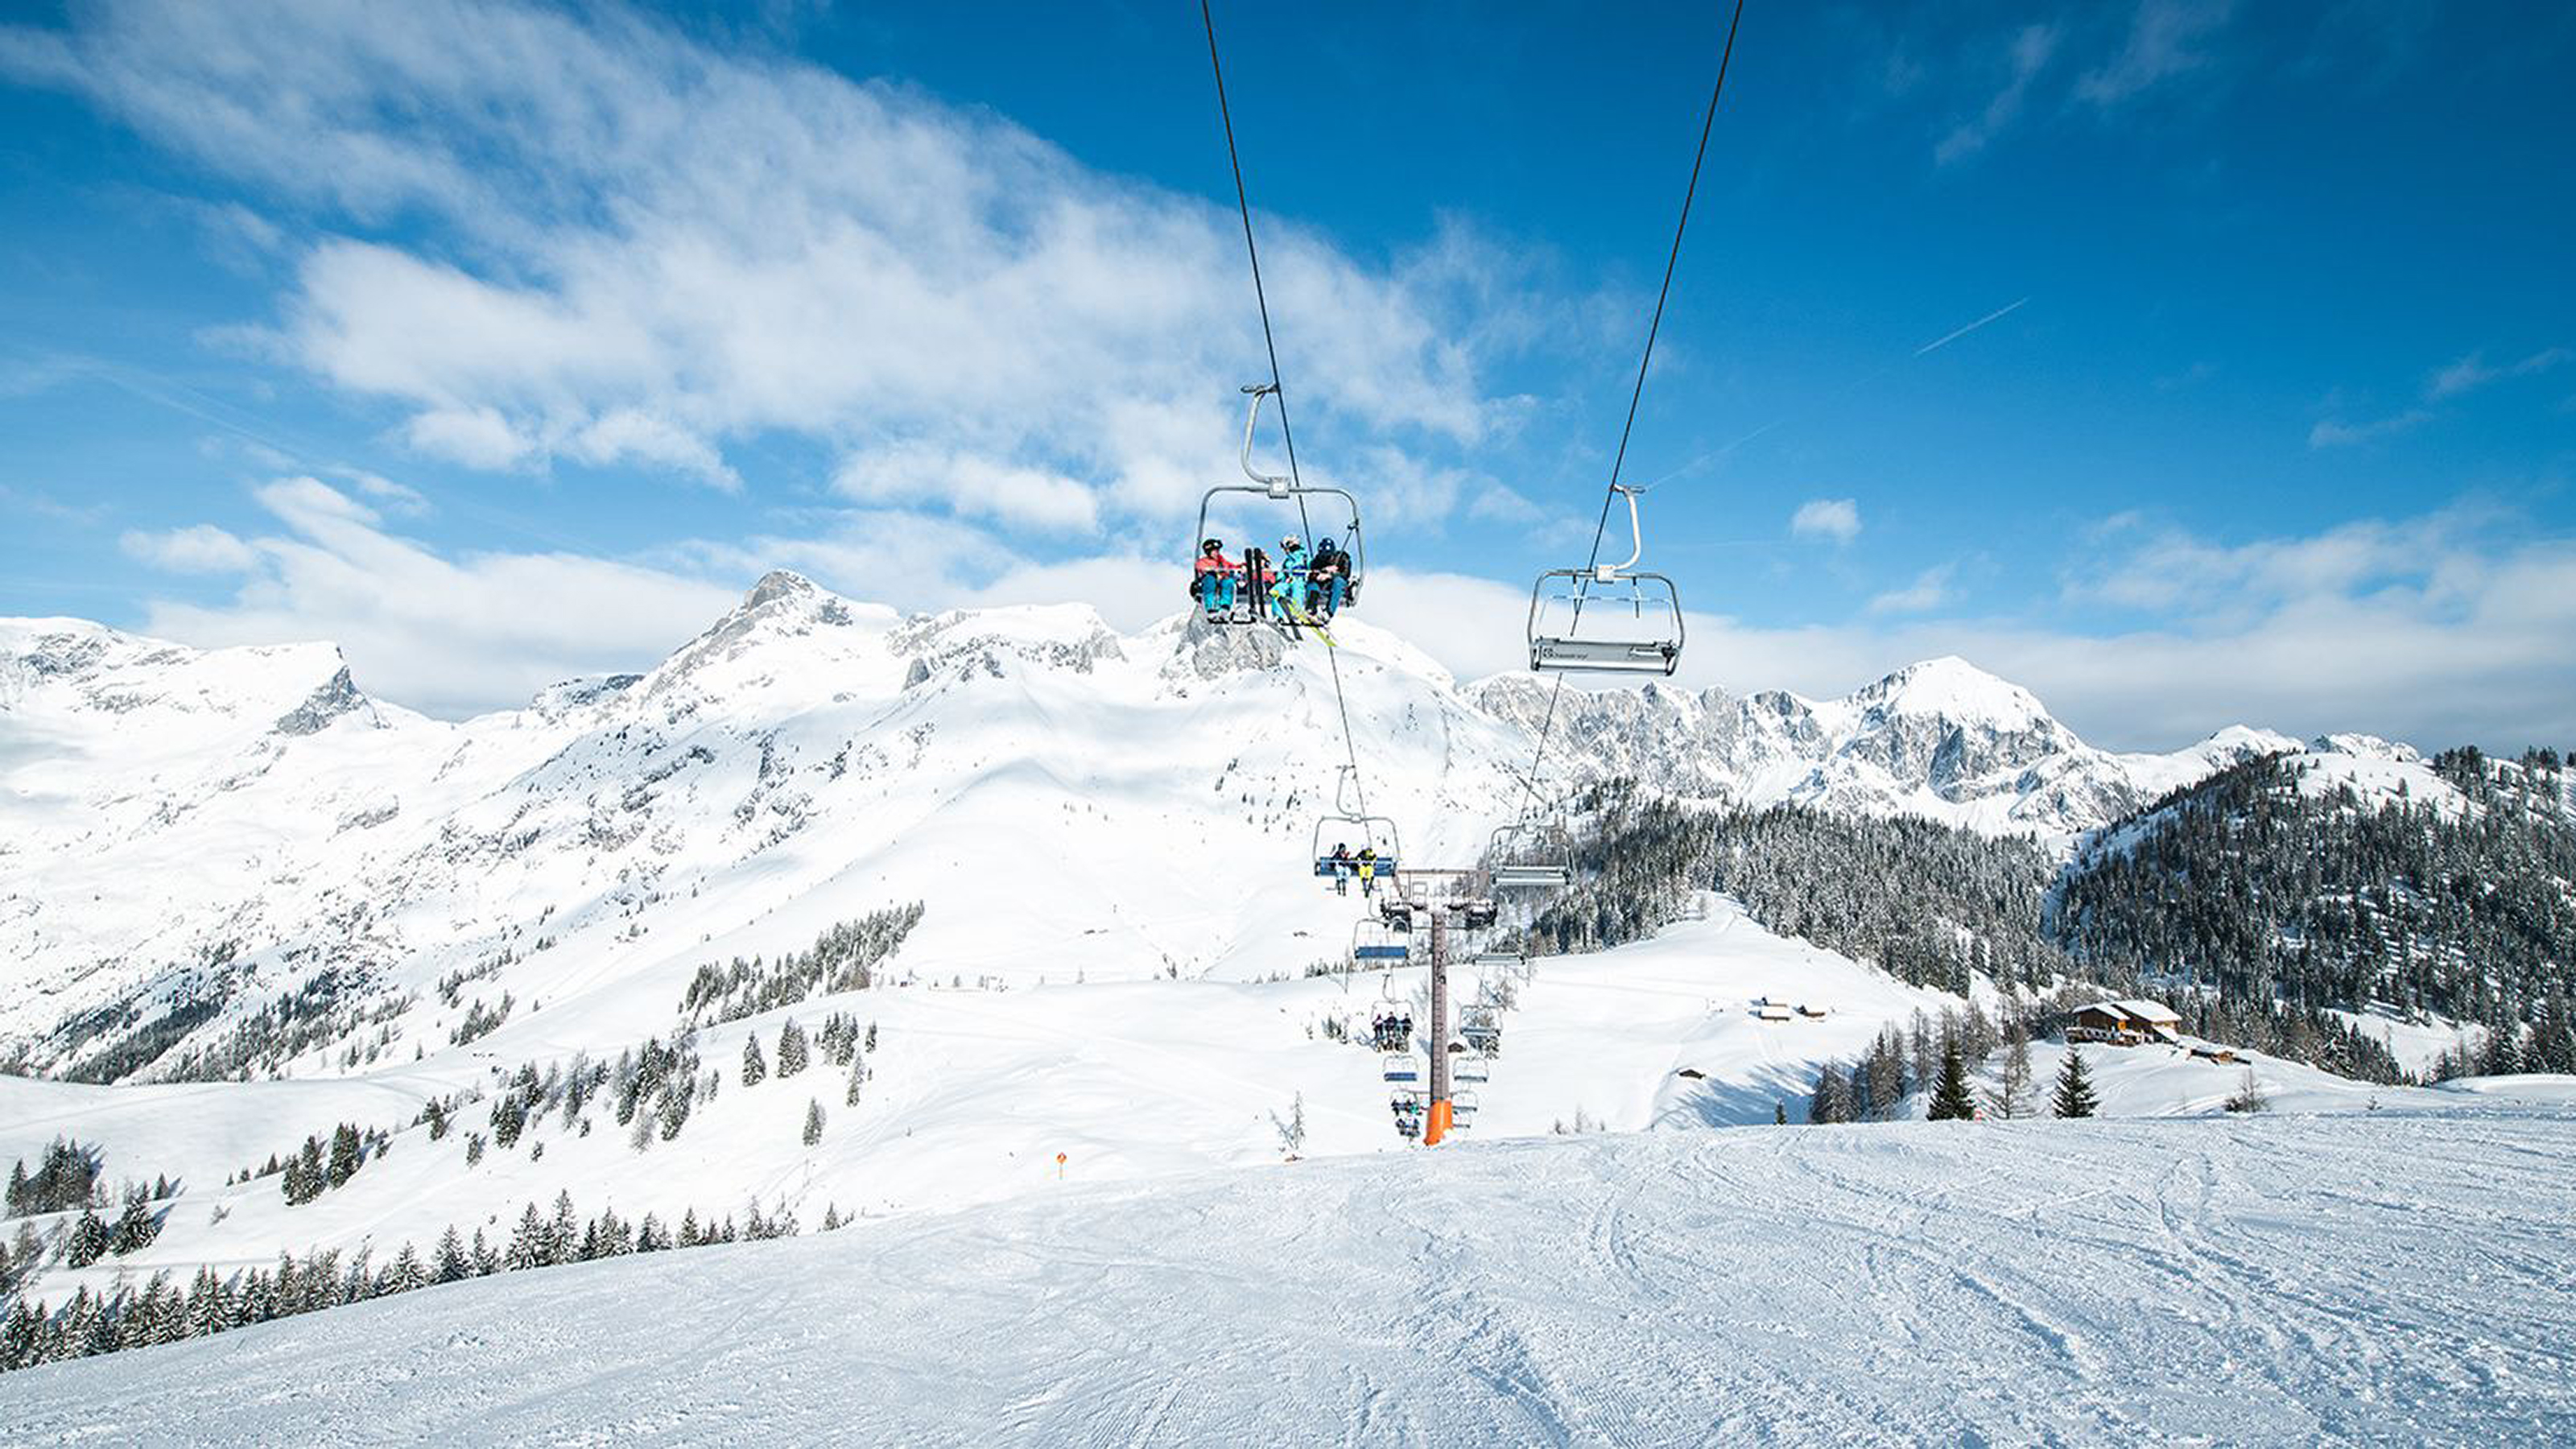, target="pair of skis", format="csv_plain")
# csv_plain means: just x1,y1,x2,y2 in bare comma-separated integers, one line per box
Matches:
1275,593,1336,646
